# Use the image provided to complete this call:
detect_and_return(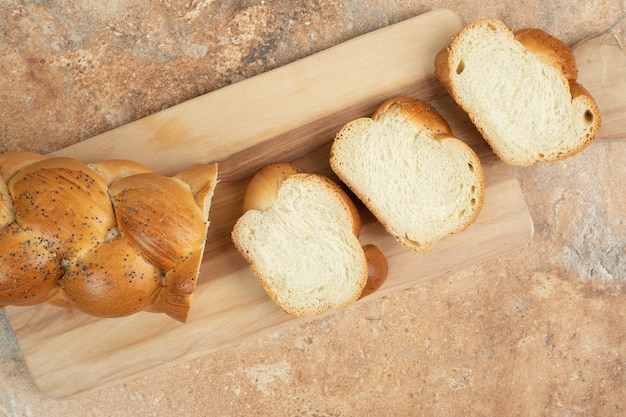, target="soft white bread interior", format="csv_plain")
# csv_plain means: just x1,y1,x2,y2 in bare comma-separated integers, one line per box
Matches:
232,163,387,316
330,97,485,253
435,19,601,166
0,152,218,322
